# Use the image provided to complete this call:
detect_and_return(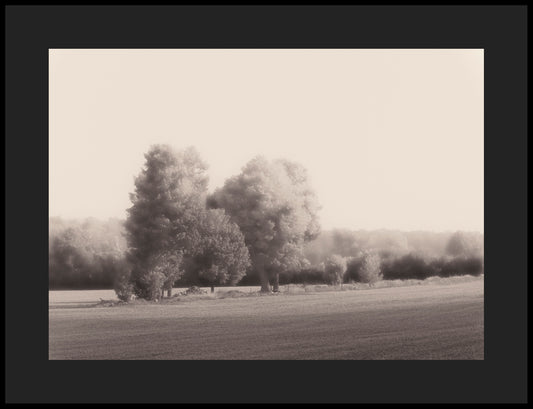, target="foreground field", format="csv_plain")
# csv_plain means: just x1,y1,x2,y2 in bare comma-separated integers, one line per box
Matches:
49,278,483,360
